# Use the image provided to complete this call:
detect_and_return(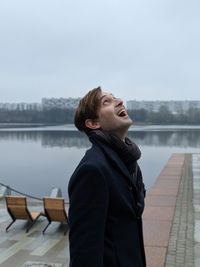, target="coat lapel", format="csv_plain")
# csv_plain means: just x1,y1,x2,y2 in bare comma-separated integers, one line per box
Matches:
99,144,135,187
